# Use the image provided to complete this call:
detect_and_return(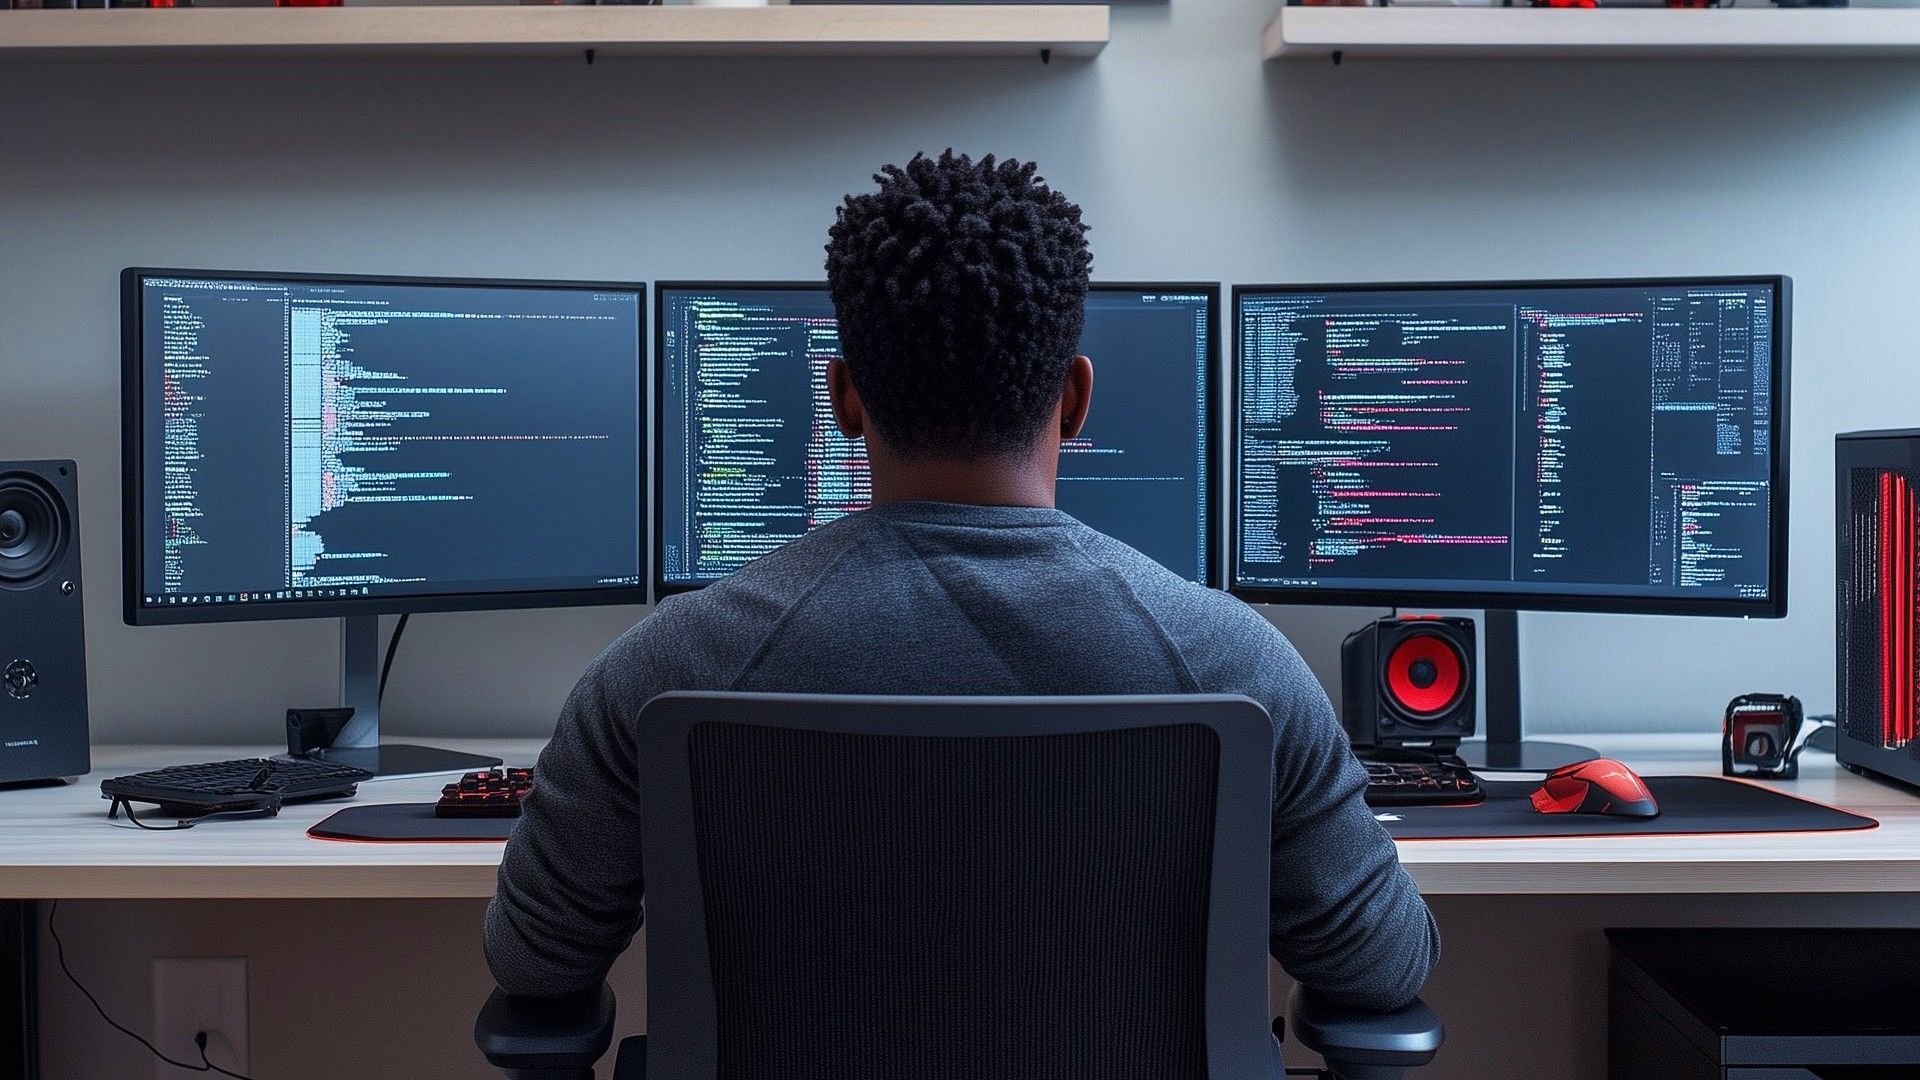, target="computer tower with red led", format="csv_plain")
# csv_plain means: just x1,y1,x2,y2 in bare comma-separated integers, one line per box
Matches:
1837,429,1920,789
